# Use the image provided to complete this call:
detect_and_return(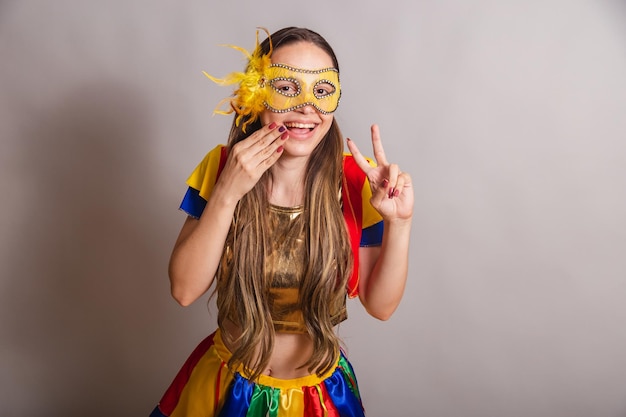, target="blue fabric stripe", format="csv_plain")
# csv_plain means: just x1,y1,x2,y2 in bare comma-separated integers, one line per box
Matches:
323,368,366,417
179,187,207,219
148,406,167,417
217,373,255,417
360,221,383,247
